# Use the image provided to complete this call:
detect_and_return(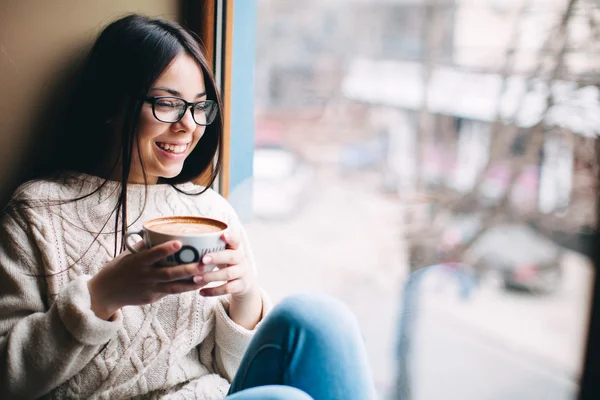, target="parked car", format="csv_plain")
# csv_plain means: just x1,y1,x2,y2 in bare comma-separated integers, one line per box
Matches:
460,223,563,294
434,213,563,293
